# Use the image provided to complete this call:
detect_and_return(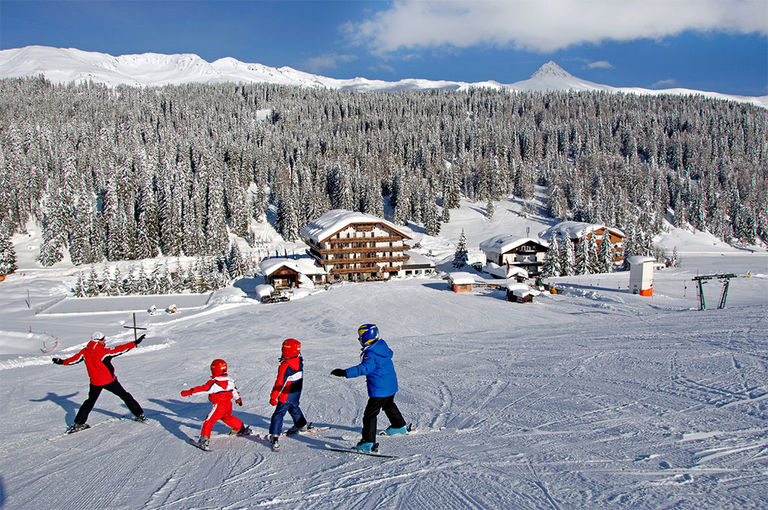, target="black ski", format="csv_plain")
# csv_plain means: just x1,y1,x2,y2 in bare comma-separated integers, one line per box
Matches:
324,444,398,458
